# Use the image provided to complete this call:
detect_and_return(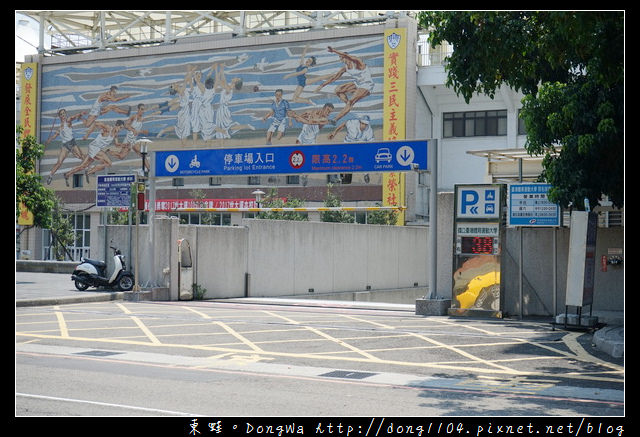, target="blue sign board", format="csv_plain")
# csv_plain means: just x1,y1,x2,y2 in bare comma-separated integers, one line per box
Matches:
96,174,136,207
455,185,501,220
508,183,560,227
154,140,428,177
